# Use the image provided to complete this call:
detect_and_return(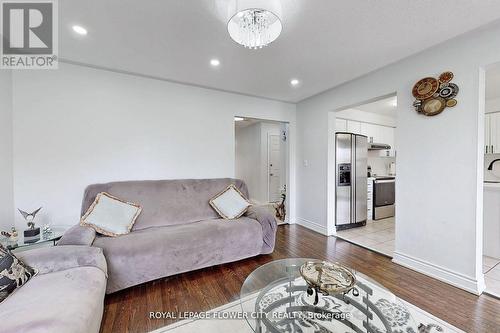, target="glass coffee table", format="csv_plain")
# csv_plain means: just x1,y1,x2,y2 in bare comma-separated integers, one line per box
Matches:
240,258,418,333
0,227,66,251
